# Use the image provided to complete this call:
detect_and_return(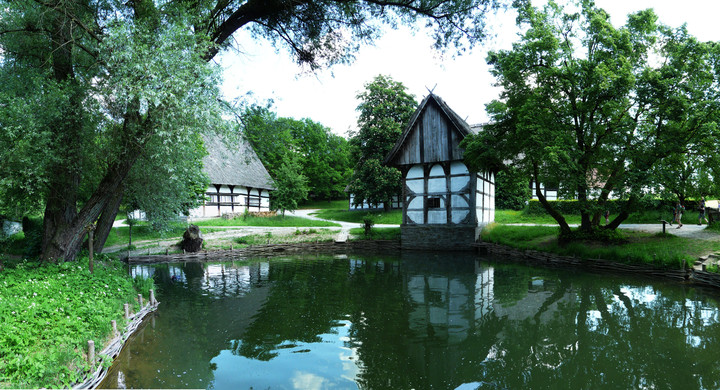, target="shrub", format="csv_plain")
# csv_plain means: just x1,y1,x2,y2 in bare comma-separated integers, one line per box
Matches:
362,215,375,237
